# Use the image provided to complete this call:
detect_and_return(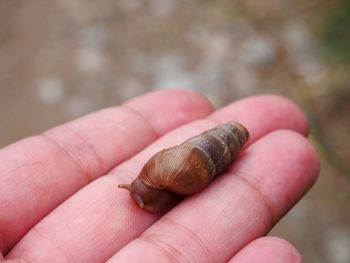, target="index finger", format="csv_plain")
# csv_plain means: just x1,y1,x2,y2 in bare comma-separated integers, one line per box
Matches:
0,89,213,253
